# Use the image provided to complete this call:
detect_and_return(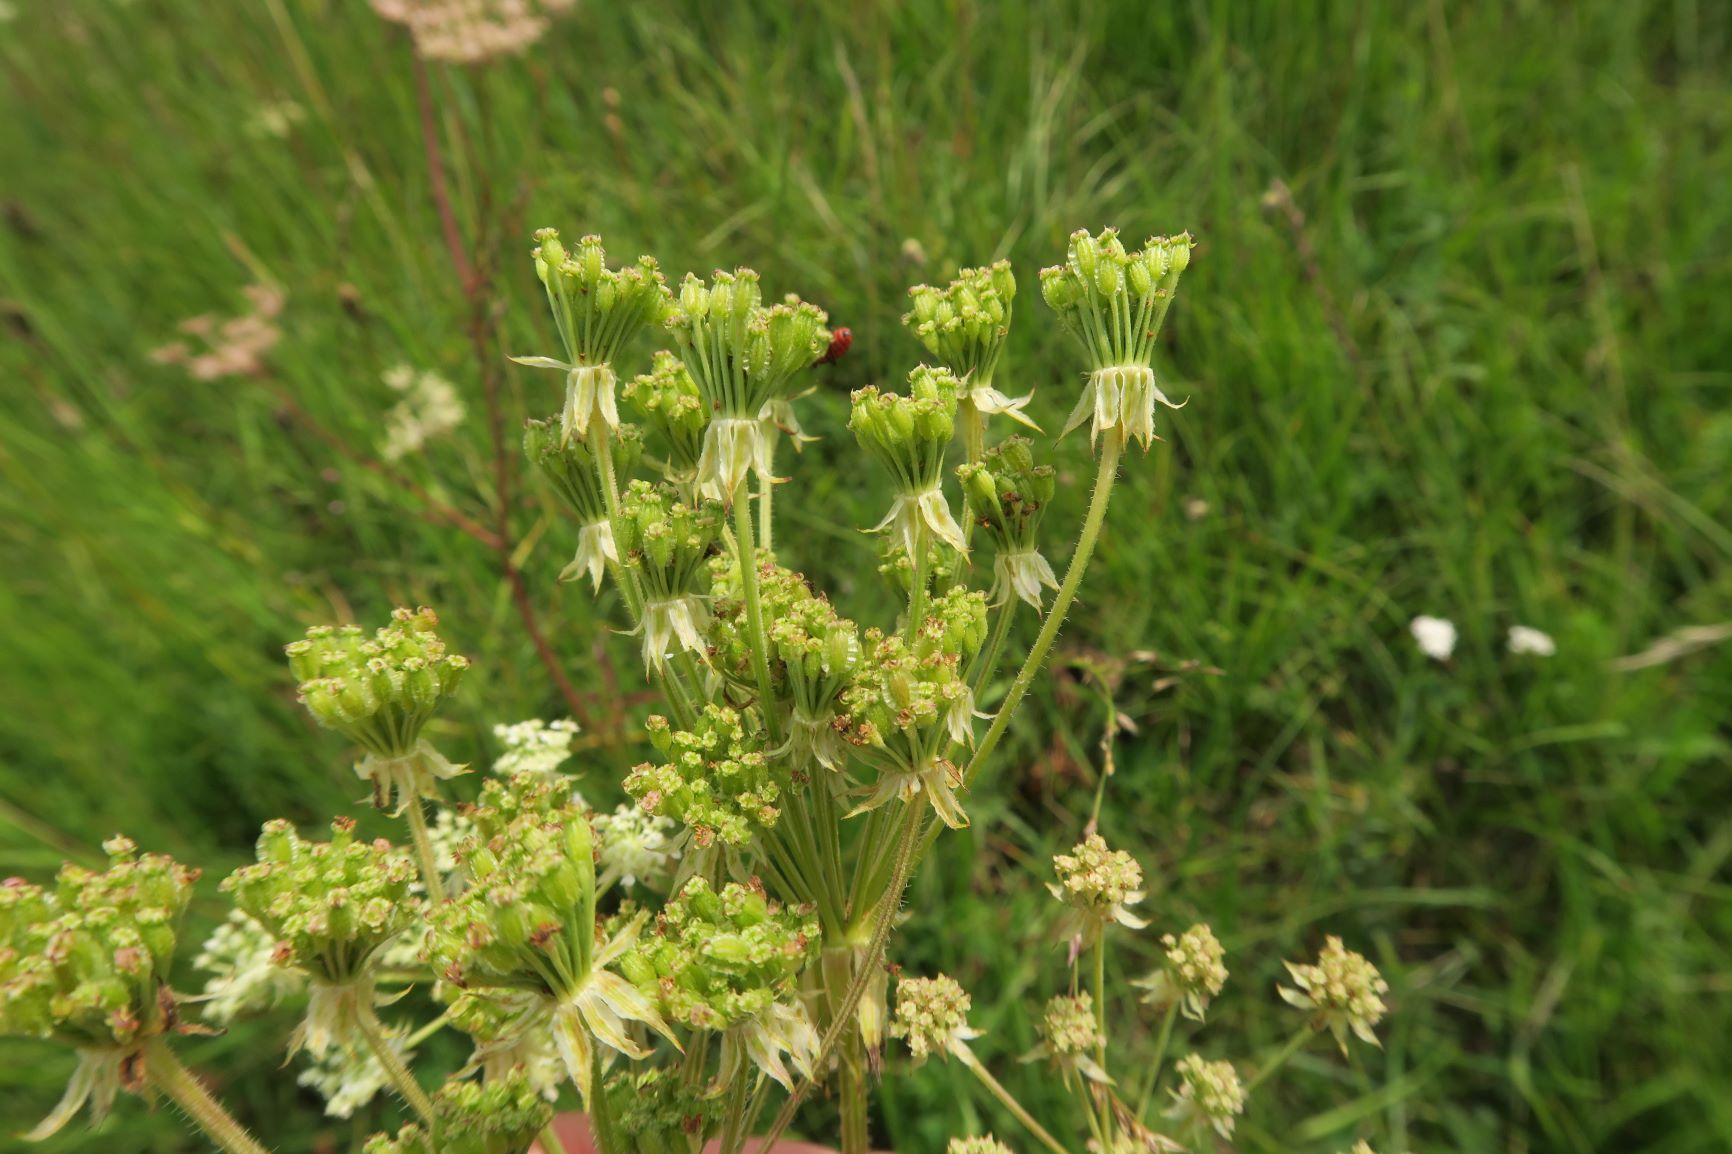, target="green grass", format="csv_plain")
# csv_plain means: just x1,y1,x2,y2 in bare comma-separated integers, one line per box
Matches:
3,1,1731,1151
